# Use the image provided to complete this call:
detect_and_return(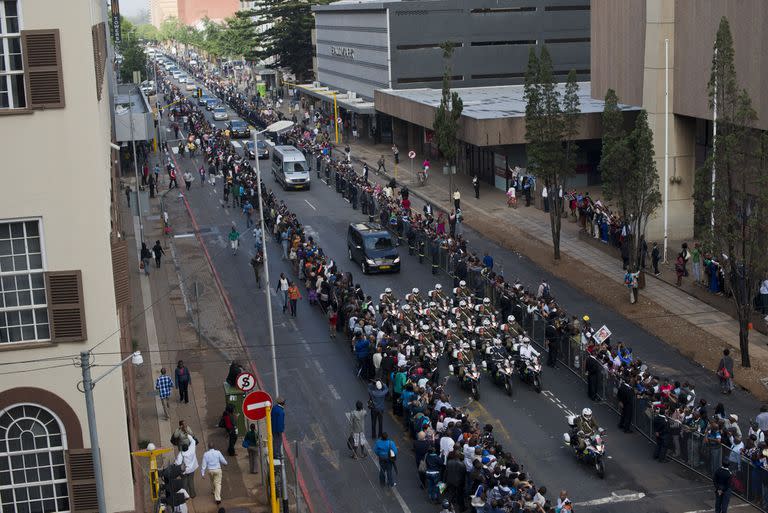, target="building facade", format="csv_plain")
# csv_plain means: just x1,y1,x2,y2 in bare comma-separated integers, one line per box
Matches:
177,0,239,25
590,0,768,241
150,0,178,28
0,1,136,513
314,0,591,100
